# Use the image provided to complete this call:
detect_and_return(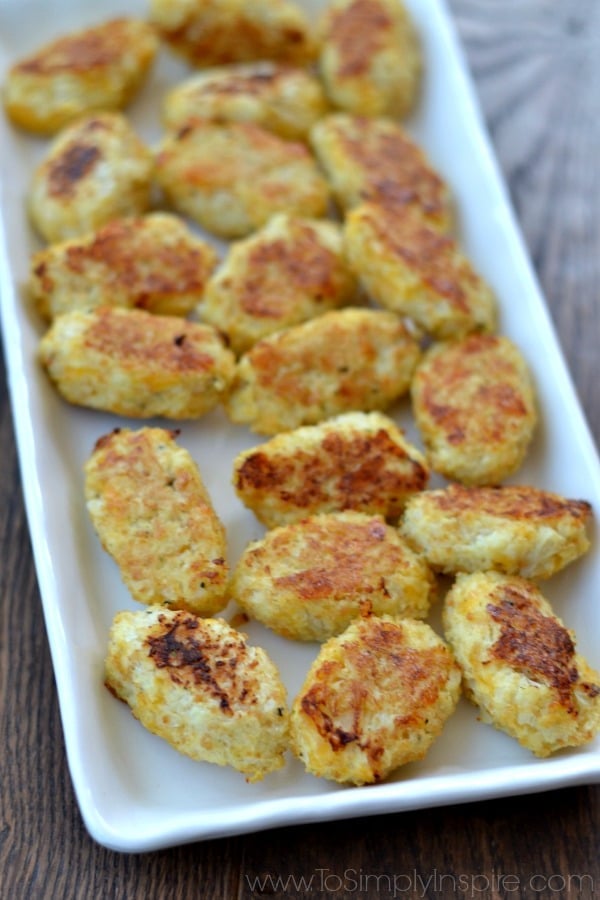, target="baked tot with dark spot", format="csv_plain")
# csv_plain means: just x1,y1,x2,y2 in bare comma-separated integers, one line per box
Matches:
443,571,600,756
233,411,429,528
105,607,290,781
28,112,153,243
290,614,461,784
